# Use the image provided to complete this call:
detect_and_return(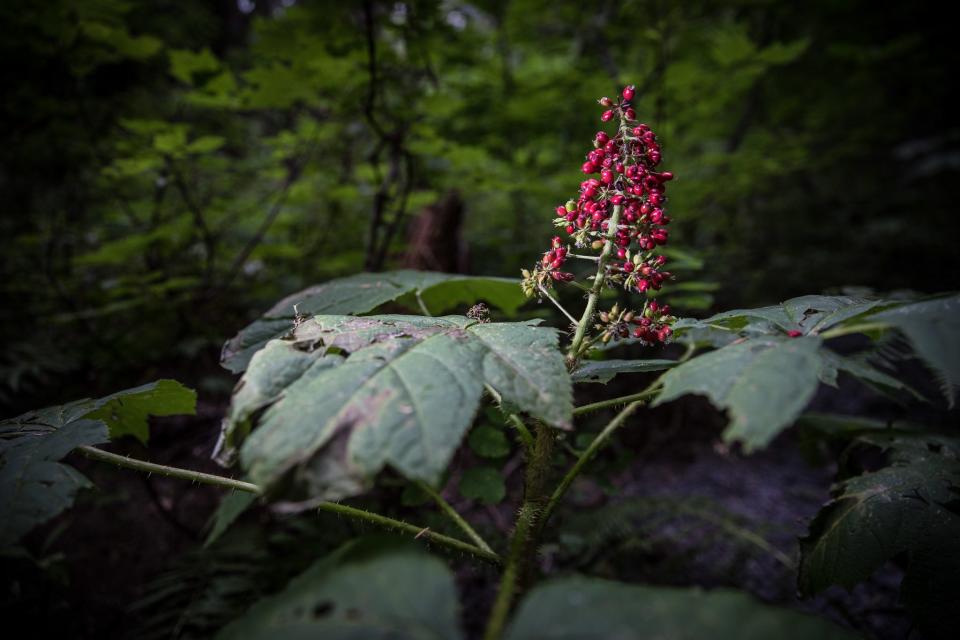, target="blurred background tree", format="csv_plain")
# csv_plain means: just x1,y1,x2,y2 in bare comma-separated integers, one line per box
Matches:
1,0,957,412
